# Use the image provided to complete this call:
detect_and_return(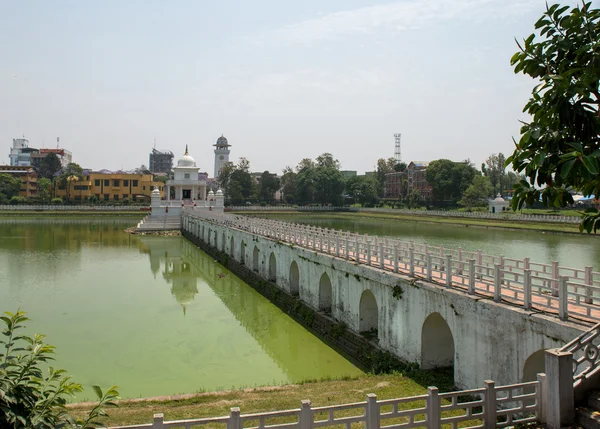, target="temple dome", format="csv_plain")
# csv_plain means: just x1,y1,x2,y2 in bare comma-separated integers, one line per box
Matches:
177,145,196,167
215,135,229,146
